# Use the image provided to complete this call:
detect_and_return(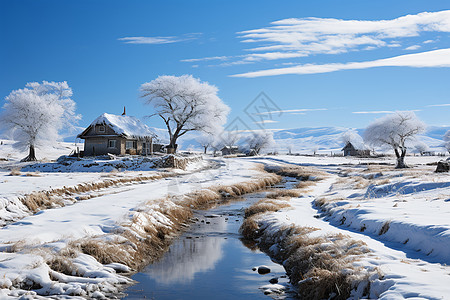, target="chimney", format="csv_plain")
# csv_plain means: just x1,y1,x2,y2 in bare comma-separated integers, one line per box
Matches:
122,106,126,116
